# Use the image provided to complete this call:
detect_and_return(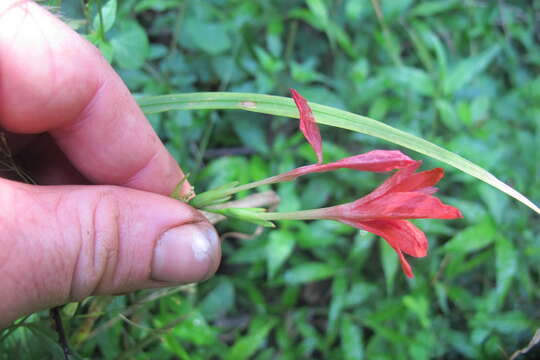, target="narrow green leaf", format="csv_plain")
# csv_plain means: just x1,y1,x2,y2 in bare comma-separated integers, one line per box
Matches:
386,66,434,96
328,275,347,337
479,184,509,224
362,318,415,344
138,92,540,215
380,240,398,293
411,0,460,17
402,295,431,328
436,99,460,131
92,0,117,34
340,315,364,360
443,45,500,95
199,278,235,321
306,0,329,27
134,0,179,12
61,302,79,317
266,230,295,279
225,316,276,360
495,234,517,308
170,312,217,346
443,216,495,254
283,262,337,284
